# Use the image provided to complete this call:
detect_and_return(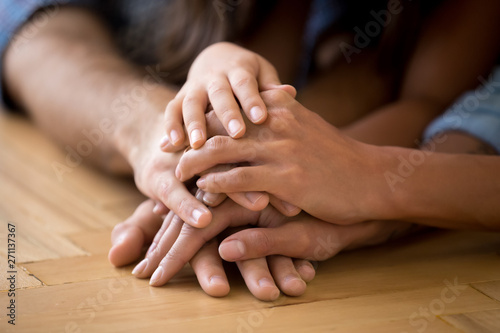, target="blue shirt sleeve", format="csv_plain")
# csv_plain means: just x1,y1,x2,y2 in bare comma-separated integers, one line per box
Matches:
423,66,500,153
0,0,99,108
